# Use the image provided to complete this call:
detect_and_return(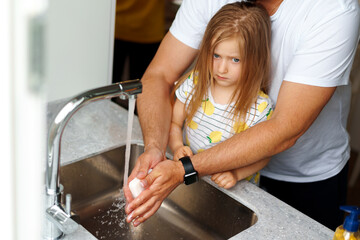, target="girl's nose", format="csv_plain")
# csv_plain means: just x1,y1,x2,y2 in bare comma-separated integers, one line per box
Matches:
218,60,228,73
